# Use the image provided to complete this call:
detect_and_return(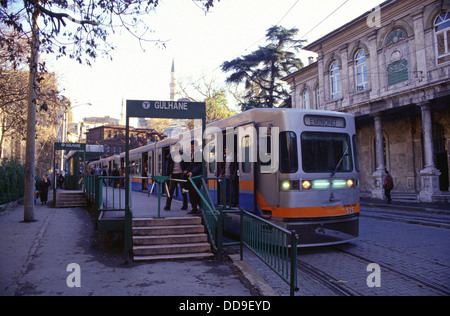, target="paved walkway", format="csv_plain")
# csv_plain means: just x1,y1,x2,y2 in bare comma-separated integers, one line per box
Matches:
0,192,269,296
